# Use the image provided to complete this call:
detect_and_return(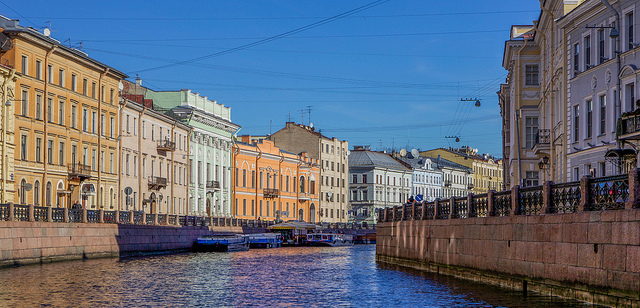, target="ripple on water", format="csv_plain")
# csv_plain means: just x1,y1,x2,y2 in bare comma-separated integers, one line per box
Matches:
0,245,602,307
